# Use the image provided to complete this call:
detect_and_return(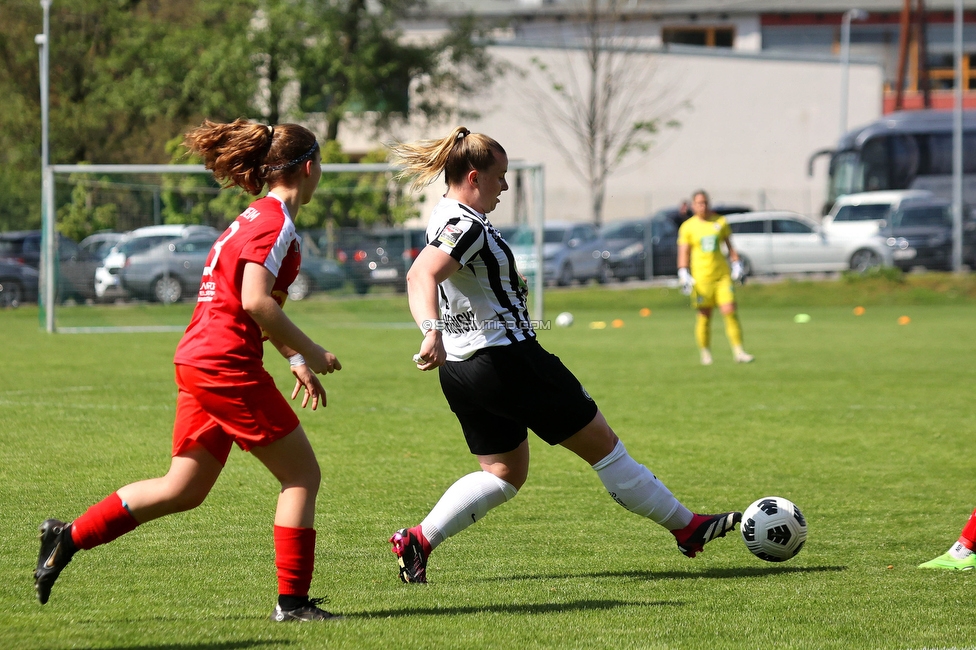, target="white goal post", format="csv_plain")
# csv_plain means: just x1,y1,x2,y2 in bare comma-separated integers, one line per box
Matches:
40,161,545,333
